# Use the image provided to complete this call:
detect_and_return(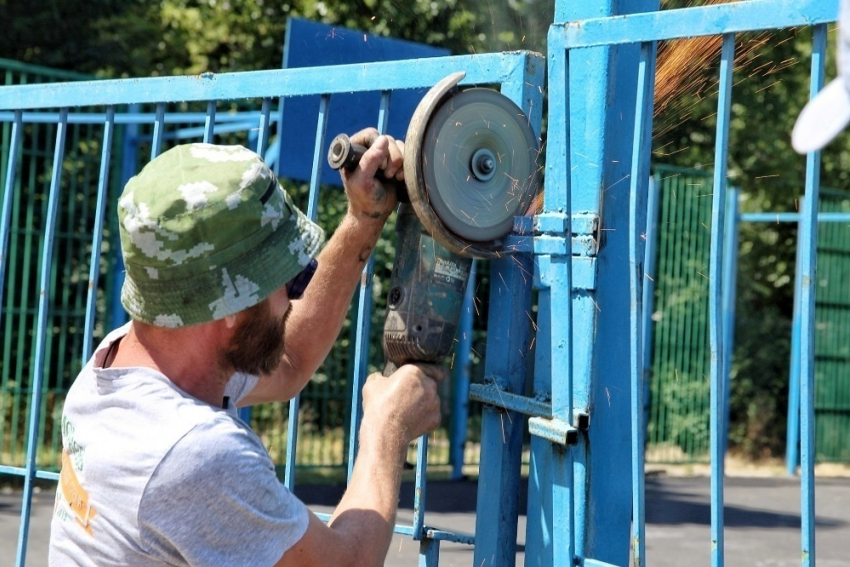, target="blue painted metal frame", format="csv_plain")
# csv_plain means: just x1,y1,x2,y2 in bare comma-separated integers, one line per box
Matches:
550,0,835,49
0,50,544,566
1,0,840,564
542,1,835,566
